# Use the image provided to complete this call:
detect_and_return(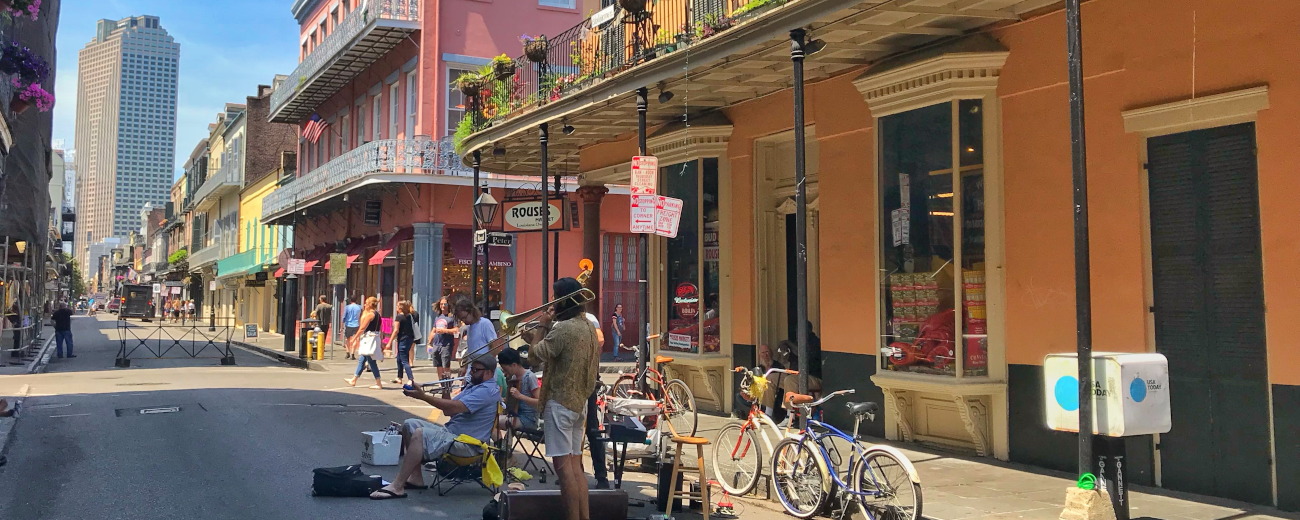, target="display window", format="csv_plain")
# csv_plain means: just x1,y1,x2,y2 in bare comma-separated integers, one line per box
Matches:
878,99,987,377
662,158,722,354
